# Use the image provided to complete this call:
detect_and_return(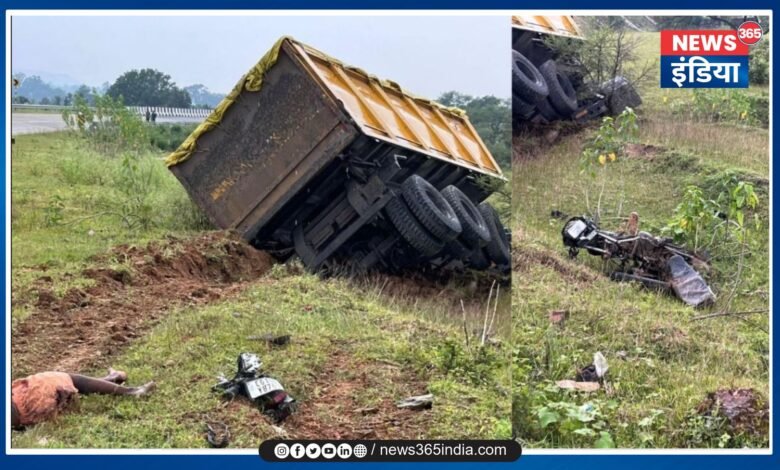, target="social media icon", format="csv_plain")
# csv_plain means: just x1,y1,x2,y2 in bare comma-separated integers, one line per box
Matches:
305,443,321,459
274,443,289,459
321,443,337,459
290,443,306,459
354,444,368,458
337,443,352,459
